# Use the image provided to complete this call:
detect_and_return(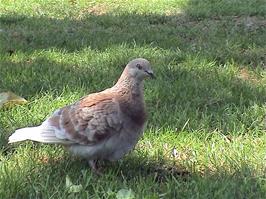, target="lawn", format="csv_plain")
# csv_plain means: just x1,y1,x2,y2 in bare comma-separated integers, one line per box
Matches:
0,0,266,198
